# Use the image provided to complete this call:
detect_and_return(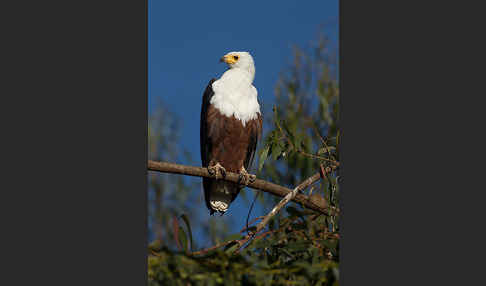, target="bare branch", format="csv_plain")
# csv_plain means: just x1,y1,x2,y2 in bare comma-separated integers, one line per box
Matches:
148,160,338,215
